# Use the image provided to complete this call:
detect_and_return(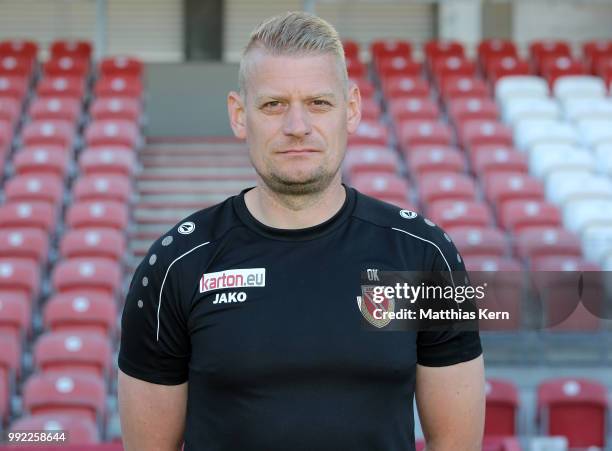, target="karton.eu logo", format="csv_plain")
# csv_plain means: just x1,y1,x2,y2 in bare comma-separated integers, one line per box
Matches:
200,268,266,293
